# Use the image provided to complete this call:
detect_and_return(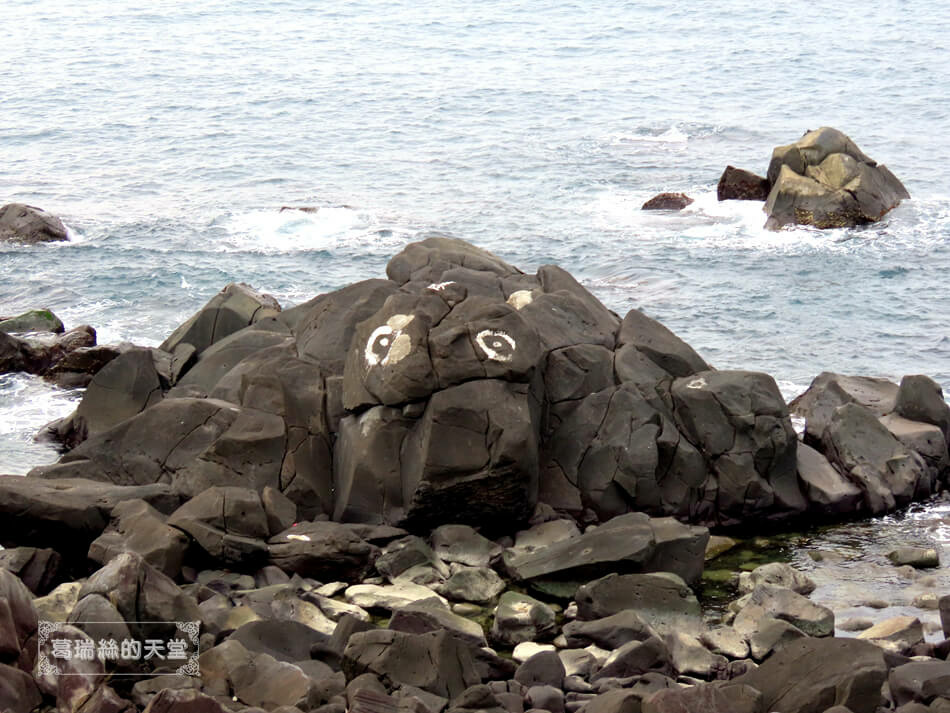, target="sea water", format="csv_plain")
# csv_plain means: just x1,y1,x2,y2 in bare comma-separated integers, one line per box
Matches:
2,3,949,483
